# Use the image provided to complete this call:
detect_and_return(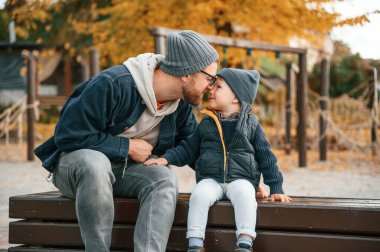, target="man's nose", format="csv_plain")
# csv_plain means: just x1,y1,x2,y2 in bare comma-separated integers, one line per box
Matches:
207,84,213,91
